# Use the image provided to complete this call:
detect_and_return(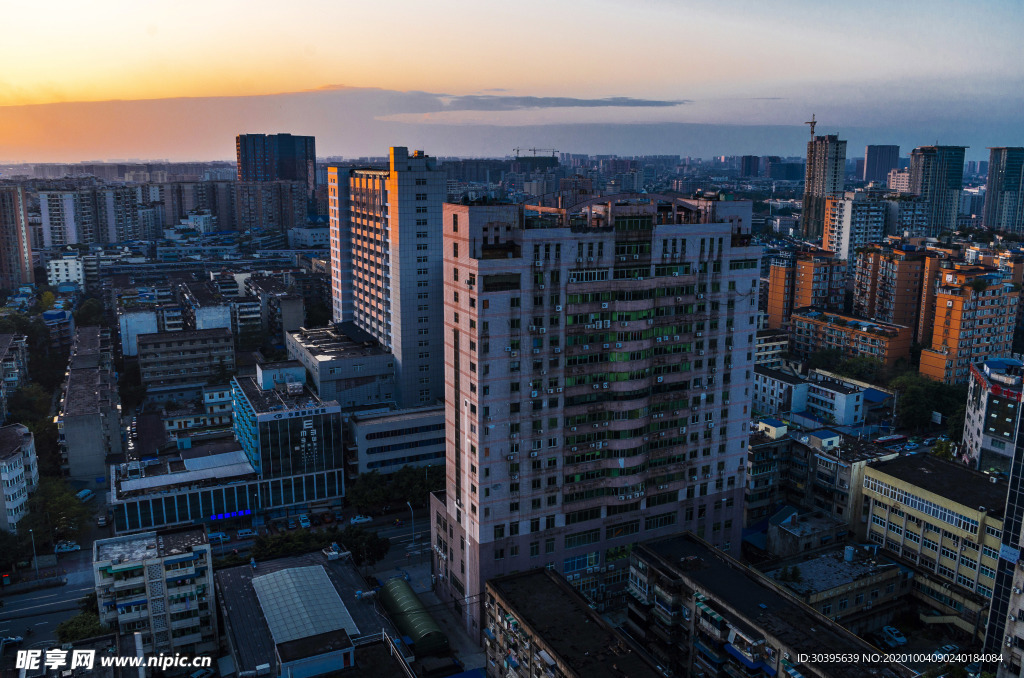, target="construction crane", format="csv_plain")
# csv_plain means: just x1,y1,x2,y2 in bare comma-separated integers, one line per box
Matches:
805,113,817,138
